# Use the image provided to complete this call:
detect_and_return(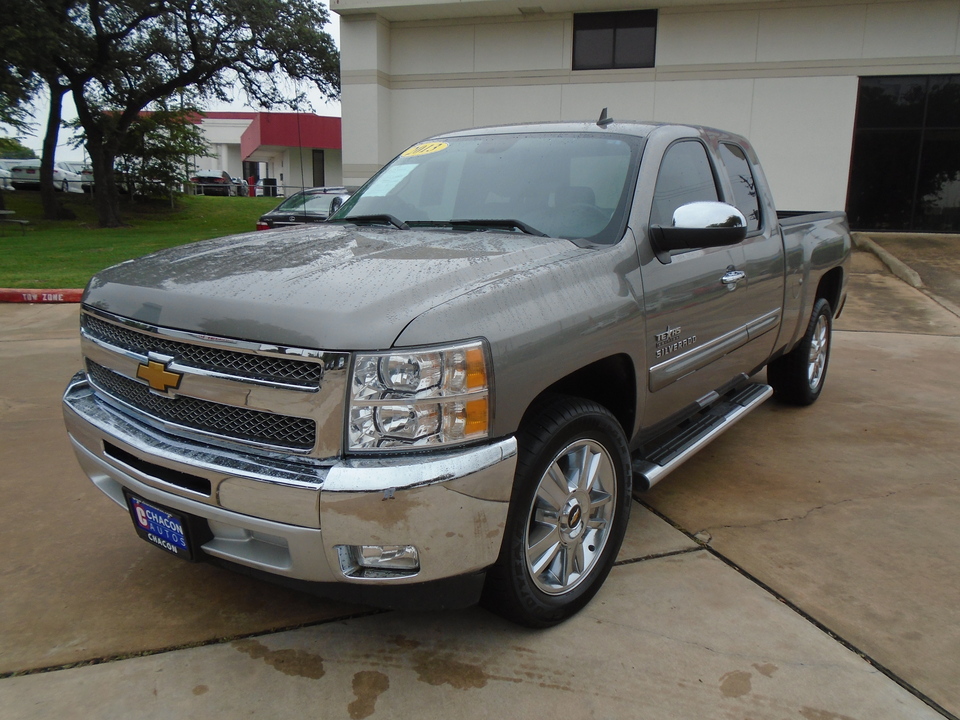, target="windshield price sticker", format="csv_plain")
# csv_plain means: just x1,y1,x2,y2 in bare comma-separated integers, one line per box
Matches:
401,142,448,157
